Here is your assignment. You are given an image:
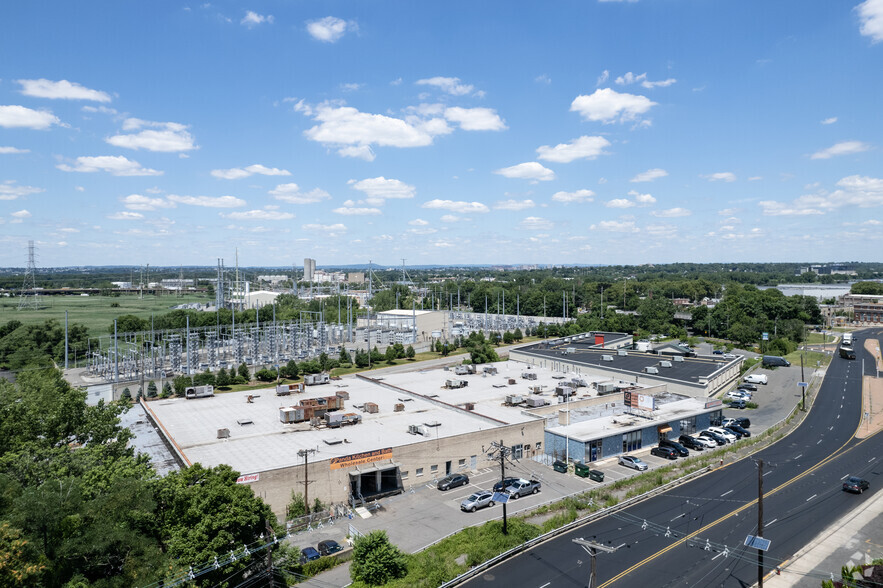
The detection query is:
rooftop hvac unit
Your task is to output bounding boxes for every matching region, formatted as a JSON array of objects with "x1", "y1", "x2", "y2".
[
  {"x1": 644, "y1": 366, "x2": 659, "y2": 374},
  {"x1": 424, "y1": 420, "x2": 441, "y2": 427},
  {"x1": 525, "y1": 396, "x2": 546, "y2": 408},
  {"x1": 508, "y1": 378, "x2": 517, "y2": 385},
  {"x1": 597, "y1": 382, "x2": 617, "y2": 393},
  {"x1": 601, "y1": 355, "x2": 614, "y2": 362},
  {"x1": 464, "y1": 402, "x2": 474, "y2": 411},
  {"x1": 659, "y1": 361, "x2": 673, "y2": 368},
  {"x1": 571, "y1": 377, "x2": 588, "y2": 387},
  {"x1": 394, "y1": 403, "x2": 405, "y2": 412},
  {"x1": 505, "y1": 394, "x2": 524, "y2": 405},
  {"x1": 217, "y1": 428, "x2": 230, "y2": 439},
  {"x1": 673, "y1": 356, "x2": 685, "y2": 362},
  {"x1": 364, "y1": 402, "x2": 379, "y2": 414},
  {"x1": 617, "y1": 349, "x2": 628, "y2": 356}
]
